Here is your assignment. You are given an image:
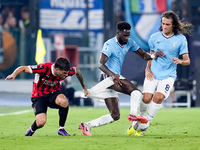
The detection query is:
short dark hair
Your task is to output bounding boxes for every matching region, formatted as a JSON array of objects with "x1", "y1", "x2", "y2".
[
  {"x1": 54, "y1": 57, "x2": 70, "y2": 71},
  {"x1": 117, "y1": 21, "x2": 131, "y2": 31}
]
